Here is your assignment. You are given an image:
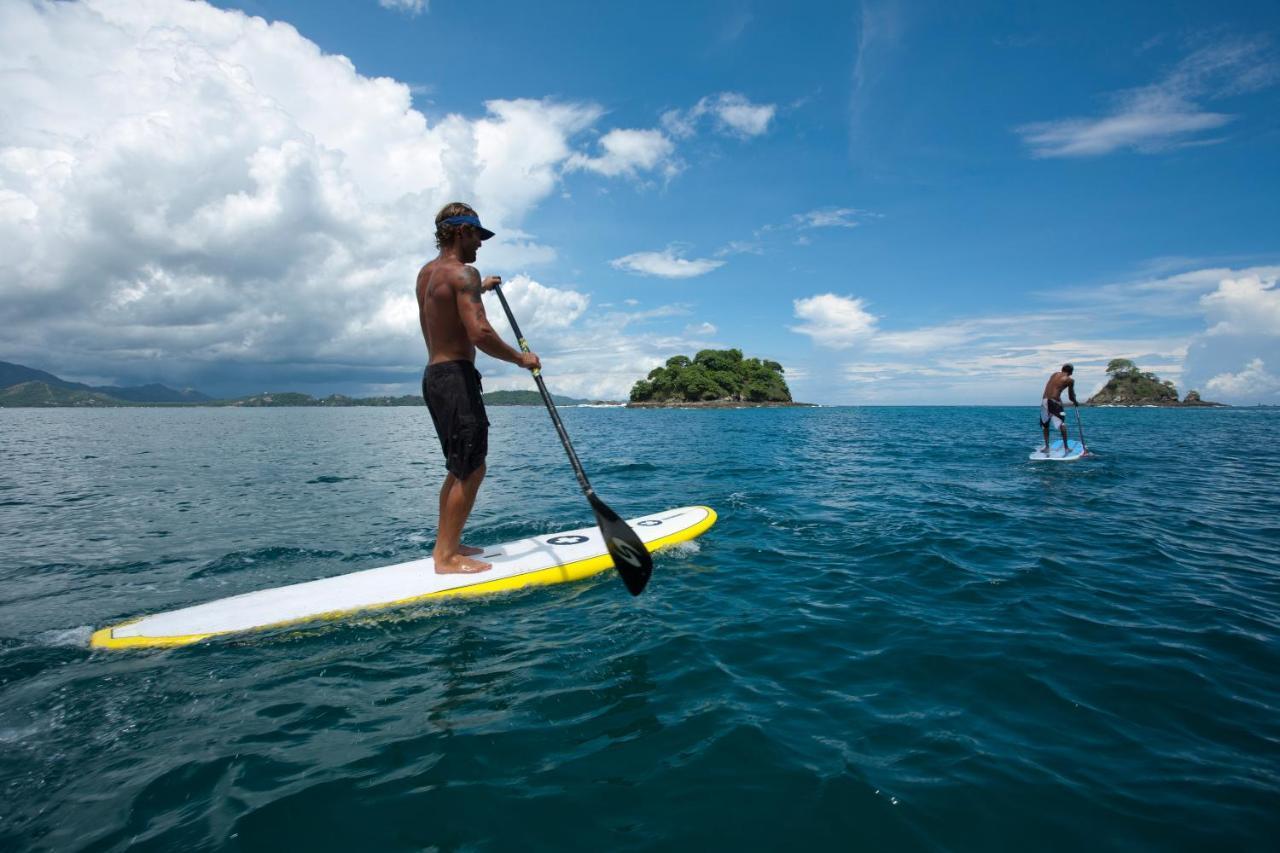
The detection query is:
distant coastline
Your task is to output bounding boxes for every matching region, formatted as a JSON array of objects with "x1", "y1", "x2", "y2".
[
  {"x1": 0, "y1": 382, "x2": 600, "y2": 409},
  {"x1": 7, "y1": 358, "x2": 1263, "y2": 410},
  {"x1": 0, "y1": 361, "x2": 603, "y2": 409}
]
